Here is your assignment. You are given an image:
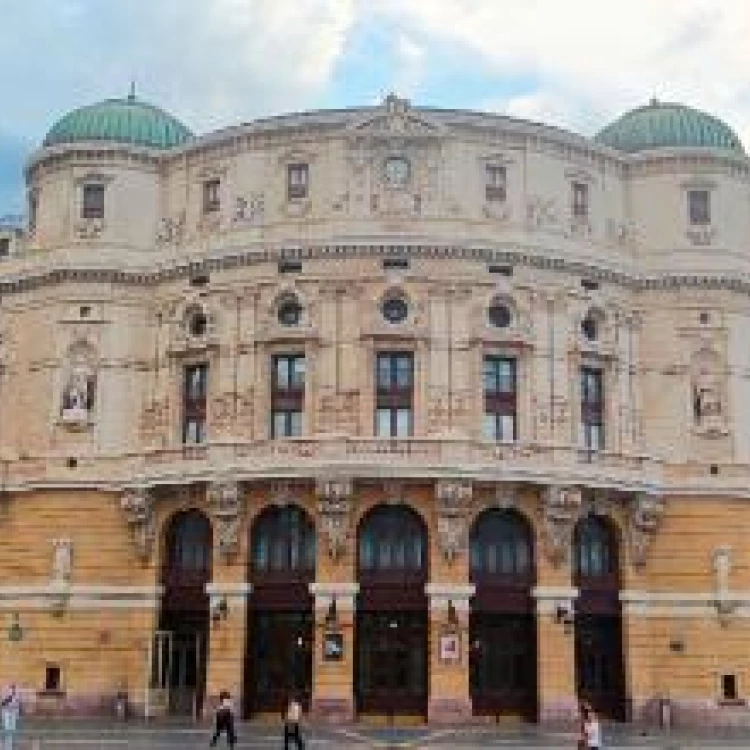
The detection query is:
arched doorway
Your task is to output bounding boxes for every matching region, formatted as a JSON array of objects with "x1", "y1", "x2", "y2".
[
  {"x1": 469, "y1": 509, "x2": 537, "y2": 721},
  {"x1": 245, "y1": 504, "x2": 315, "y2": 717},
  {"x1": 355, "y1": 504, "x2": 428, "y2": 719},
  {"x1": 155, "y1": 509, "x2": 212, "y2": 716},
  {"x1": 574, "y1": 514, "x2": 626, "y2": 720}
]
